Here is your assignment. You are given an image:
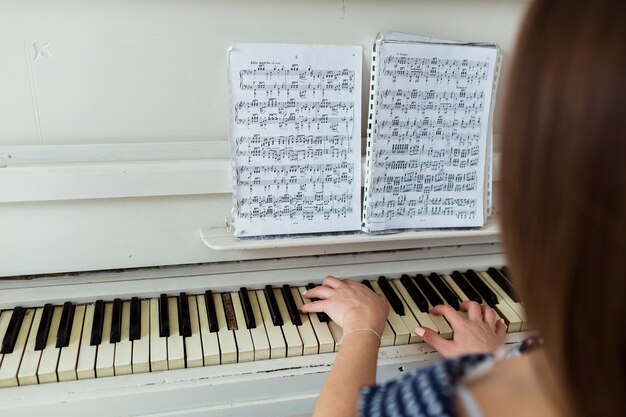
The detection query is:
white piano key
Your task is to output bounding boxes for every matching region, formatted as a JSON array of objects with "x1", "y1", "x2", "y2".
[
  {"x1": 289, "y1": 287, "x2": 318, "y2": 355},
  {"x1": 327, "y1": 320, "x2": 343, "y2": 350},
  {"x1": 247, "y1": 291, "x2": 270, "y2": 361},
  {"x1": 113, "y1": 301, "x2": 133, "y2": 376},
  {"x1": 57, "y1": 305, "x2": 85, "y2": 382},
  {"x1": 297, "y1": 287, "x2": 335, "y2": 354},
  {"x1": 370, "y1": 281, "x2": 410, "y2": 346},
  {"x1": 478, "y1": 271, "x2": 524, "y2": 332},
  {"x1": 196, "y1": 295, "x2": 220, "y2": 366},
  {"x1": 228, "y1": 292, "x2": 254, "y2": 363},
  {"x1": 0, "y1": 310, "x2": 11, "y2": 368},
  {"x1": 391, "y1": 280, "x2": 439, "y2": 342},
  {"x1": 76, "y1": 304, "x2": 97, "y2": 379},
  {"x1": 95, "y1": 303, "x2": 115, "y2": 378},
  {"x1": 214, "y1": 293, "x2": 238, "y2": 364},
  {"x1": 0, "y1": 308, "x2": 34, "y2": 387},
  {"x1": 254, "y1": 290, "x2": 286, "y2": 359},
  {"x1": 273, "y1": 289, "x2": 303, "y2": 357},
  {"x1": 149, "y1": 298, "x2": 168, "y2": 372},
  {"x1": 166, "y1": 297, "x2": 185, "y2": 370},
  {"x1": 184, "y1": 296, "x2": 204, "y2": 368},
  {"x1": 37, "y1": 305, "x2": 63, "y2": 383},
  {"x1": 17, "y1": 308, "x2": 44, "y2": 386},
  {"x1": 131, "y1": 299, "x2": 151, "y2": 374},
  {"x1": 385, "y1": 280, "x2": 422, "y2": 344}
]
